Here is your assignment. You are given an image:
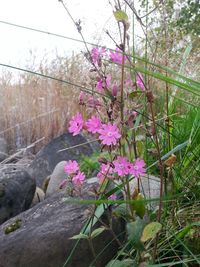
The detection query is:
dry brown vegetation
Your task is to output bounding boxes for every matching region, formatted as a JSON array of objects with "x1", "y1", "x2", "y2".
[{"x1": 0, "y1": 53, "x2": 87, "y2": 153}]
